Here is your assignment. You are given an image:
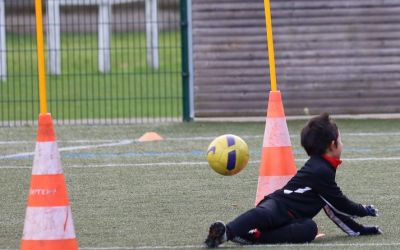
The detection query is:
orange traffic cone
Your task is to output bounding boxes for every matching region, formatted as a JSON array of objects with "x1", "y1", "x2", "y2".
[
  {"x1": 255, "y1": 91, "x2": 297, "y2": 205},
  {"x1": 137, "y1": 132, "x2": 164, "y2": 142},
  {"x1": 21, "y1": 113, "x2": 78, "y2": 250}
]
